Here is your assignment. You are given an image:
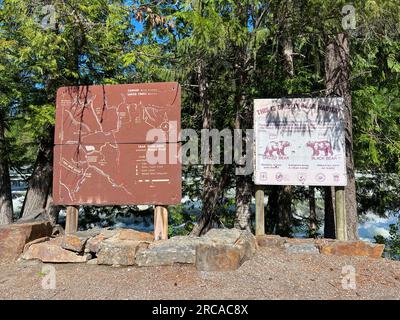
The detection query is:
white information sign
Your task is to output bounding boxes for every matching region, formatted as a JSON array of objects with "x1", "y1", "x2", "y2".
[{"x1": 254, "y1": 98, "x2": 347, "y2": 186}]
